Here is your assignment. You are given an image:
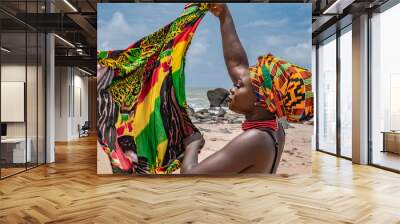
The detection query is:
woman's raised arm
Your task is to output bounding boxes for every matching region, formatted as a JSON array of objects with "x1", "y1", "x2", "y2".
[{"x1": 209, "y1": 3, "x2": 249, "y2": 84}]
